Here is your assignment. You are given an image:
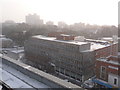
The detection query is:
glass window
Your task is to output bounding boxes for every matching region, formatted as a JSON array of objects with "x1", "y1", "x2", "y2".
[
  {"x1": 114, "y1": 78, "x2": 117, "y2": 85},
  {"x1": 100, "y1": 66, "x2": 106, "y2": 79}
]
